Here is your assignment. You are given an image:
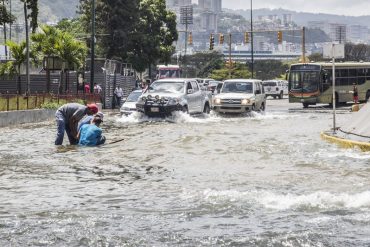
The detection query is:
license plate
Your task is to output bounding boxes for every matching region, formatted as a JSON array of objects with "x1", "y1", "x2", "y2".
[{"x1": 151, "y1": 107, "x2": 159, "y2": 112}]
